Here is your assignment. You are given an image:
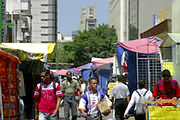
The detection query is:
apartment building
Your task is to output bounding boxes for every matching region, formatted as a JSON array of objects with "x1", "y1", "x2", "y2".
[
  {"x1": 31, "y1": 0, "x2": 57, "y2": 43},
  {"x1": 80, "y1": 6, "x2": 97, "y2": 31}
]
